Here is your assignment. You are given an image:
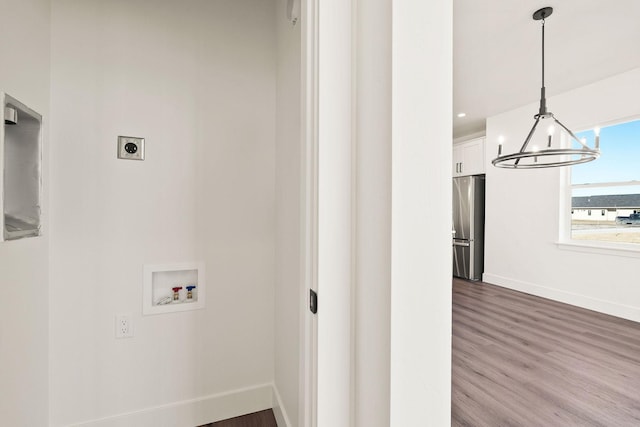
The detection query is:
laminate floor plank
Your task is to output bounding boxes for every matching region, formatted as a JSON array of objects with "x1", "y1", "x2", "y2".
[
  {"x1": 544, "y1": 349, "x2": 640, "y2": 408},
  {"x1": 452, "y1": 278, "x2": 640, "y2": 427},
  {"x1": 457, "y1": 295, "x2": 640, "y2": 374},
  {"x1": 454, "y1": 338, "x2": 599, "y2": 426}
]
